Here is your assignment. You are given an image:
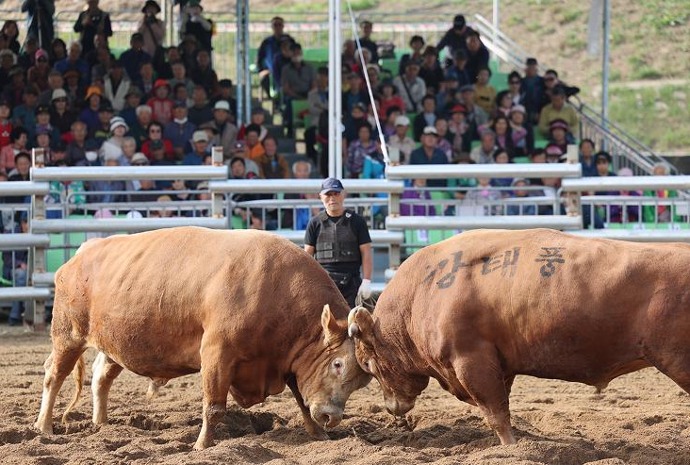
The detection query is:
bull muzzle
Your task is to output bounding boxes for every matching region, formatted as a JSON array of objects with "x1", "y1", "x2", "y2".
[
  {"x1": 310, "y1": 404, "x2": 344, "y2": 429},
  {"x1": 385, "y1": 396, "x2": 414, "y2": 417}
]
